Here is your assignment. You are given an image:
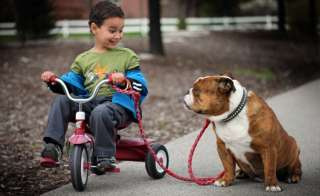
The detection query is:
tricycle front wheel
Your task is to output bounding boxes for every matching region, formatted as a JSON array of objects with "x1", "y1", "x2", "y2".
[
  {"x1": 69, "y1": 144, "x2": 89, "y2": 191},
  {"x1": 145, "y1": 143, "x2": 169, "y2": 179}
]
